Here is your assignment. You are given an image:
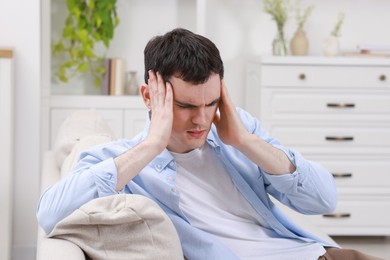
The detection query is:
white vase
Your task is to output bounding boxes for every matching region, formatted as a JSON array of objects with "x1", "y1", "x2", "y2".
[
  {"x1": 125, "y1": 70, "x2": 139, "y2": 95},
  {"x1": 322, "y1": 35, "x2": 339, "y2": 56}
]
